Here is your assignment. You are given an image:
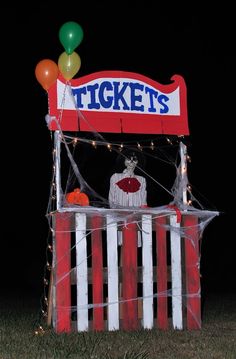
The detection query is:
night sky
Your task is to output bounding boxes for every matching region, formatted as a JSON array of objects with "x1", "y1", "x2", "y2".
[{"x1": 1, "y1": 4, "x2": 235, "y2": 297}]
